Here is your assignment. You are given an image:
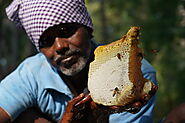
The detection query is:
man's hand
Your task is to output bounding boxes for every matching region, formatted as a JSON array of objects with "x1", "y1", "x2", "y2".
[
  {"x1": 59, "y1": 93, "x2": 92, "y2": 123},
  {"x1": 59, "y1": 84, "x2": 157, "y2": 123},
  {"x1": 0, "y1": 108, "x2": 11, "y2": 123}
]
